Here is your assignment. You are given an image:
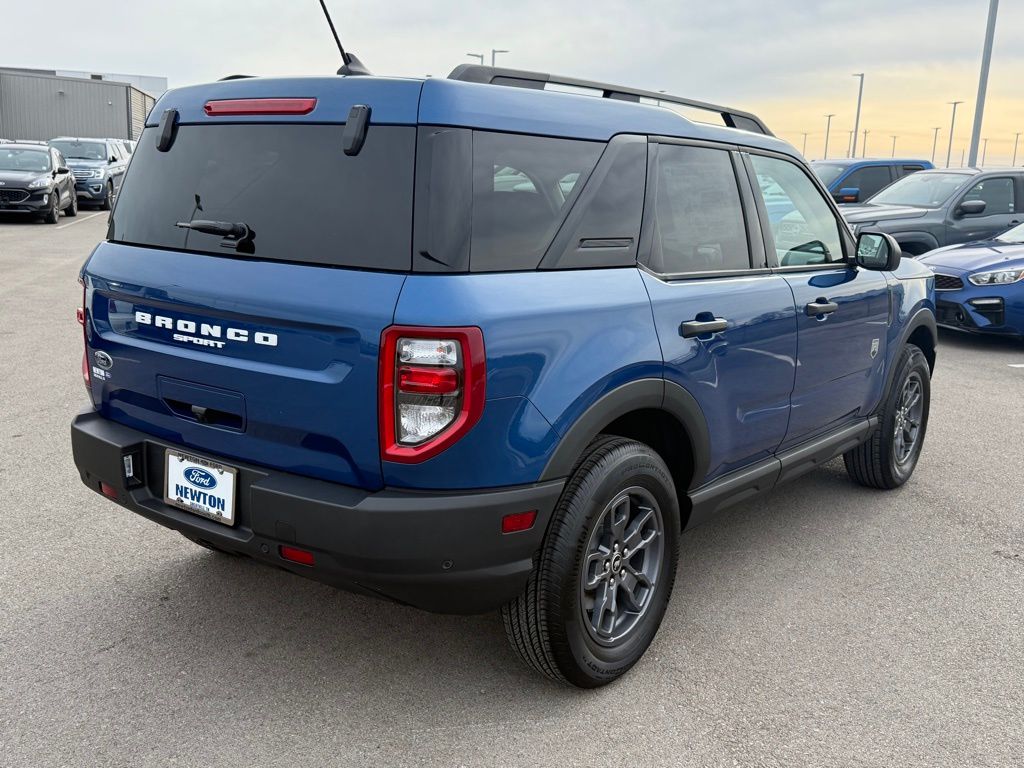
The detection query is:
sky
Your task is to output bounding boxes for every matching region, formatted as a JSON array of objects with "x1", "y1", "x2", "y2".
[{"x1": 3, "y1": 0, "x2": 1023, "y2": 165}]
